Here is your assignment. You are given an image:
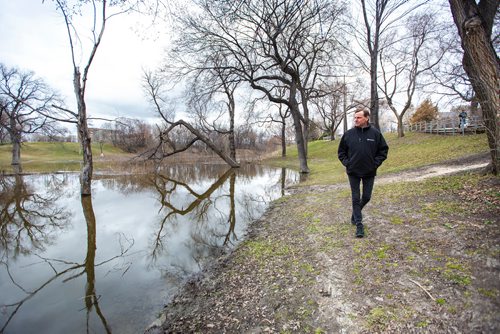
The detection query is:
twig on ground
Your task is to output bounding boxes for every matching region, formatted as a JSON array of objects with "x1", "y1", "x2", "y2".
[{"x1": 409, "y1": 278, "x2": 436, "y2": 301}]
